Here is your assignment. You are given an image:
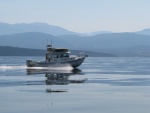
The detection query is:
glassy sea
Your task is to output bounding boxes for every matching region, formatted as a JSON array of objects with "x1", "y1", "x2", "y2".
[{"x1": 0, "y1": 56, "x2": 150, "y2": 113}]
